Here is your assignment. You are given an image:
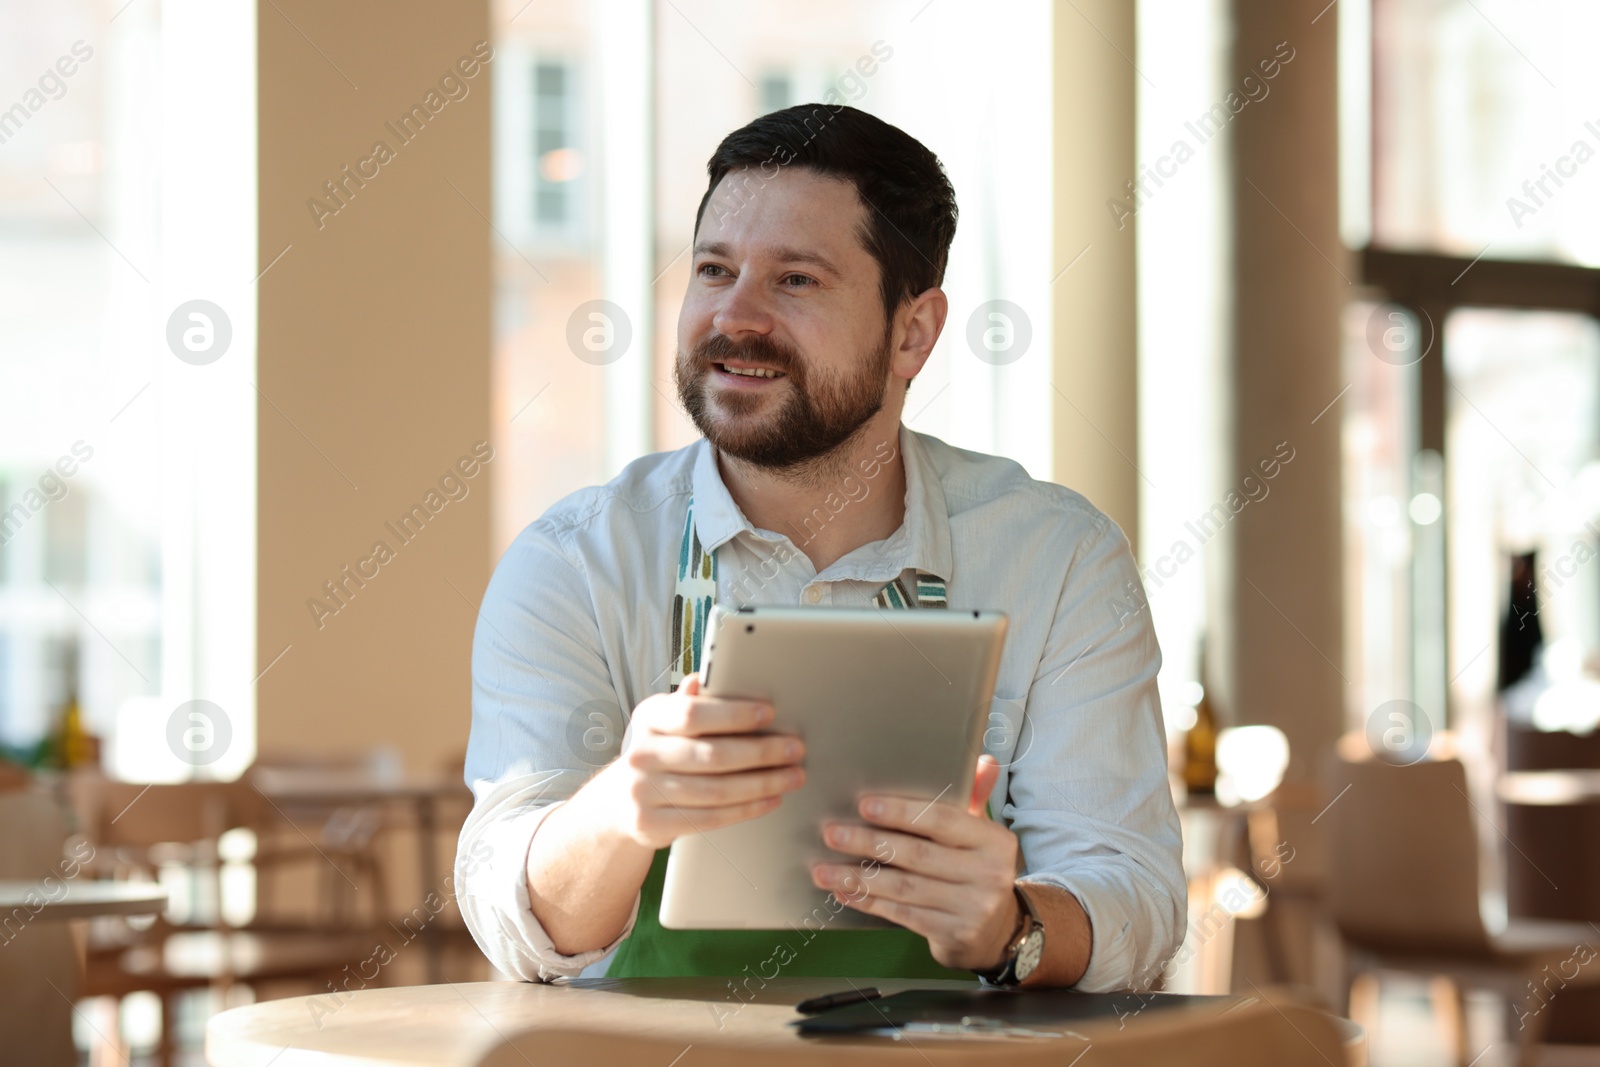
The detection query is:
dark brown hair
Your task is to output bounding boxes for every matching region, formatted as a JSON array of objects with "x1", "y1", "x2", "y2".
[{"x1": 694, "y1": 104, "x2": 959, "y2": 322}]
